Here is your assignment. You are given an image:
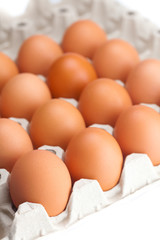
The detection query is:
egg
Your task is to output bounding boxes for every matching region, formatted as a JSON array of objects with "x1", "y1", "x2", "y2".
[
  {"x1": 29, "y1": 98, "x2": 86, "y2": 150},
  {"x1": 126, "y1": 59, "x2": 160, "y2": 104},
  {"x1": 61, "y1": 19, "x2": 107, "y2": 59},
  {"x1": 9, "y1": 149, "x2": 72, "y2": 217},
  {"x1": 17, "y1": 34, "x2": 63, "y2": 76},
  {"x1": 64, "y1": 127, "x2": 123, "y2": 191},
  {"x1": 114, "y1": 104, "x2": 160, "y2": 166},
  {"x1": 47, "y1": 53, "x2": 97, "y2": 100},
  {"x1": 0, "y1": 52, "x2": 19, "y2": 92},
  {"x1": 78, "y1": 78, "x2": 132, "y2": 126},
  {"x1": 0, "y1": 73, "x2": 52, "y2": 121},
  {"x1": 67, "y1": 127, "x2": 124, "y2": 190},
  {"x1": 93, "y1": 38, "x2": 140, "y2": 82},
  {"x1": 0, "y1": 118, "x2": 33, "y2": 172}
]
